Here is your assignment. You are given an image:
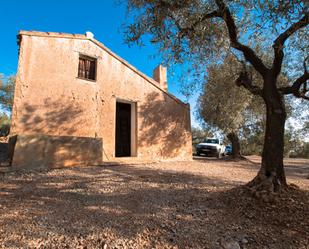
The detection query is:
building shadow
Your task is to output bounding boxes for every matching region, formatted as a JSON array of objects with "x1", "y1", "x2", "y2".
[
  {"x1": 9, "y1": 98, "x2": 102, "y2": 168},
  {"x1": 16, "y1": 97, "x2": 85, "y2": 135},
  {"x1": 0, "y1": 142, "x2": 9, "y2": 164},
  {"x1": 138, "y1": 92, "x2": 191, "y2": 158}
]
